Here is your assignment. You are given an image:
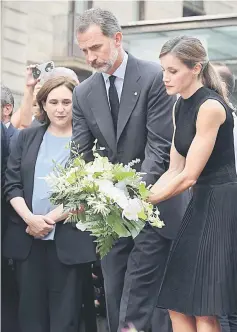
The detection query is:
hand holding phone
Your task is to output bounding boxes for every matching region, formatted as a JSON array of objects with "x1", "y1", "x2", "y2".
[
  {"x1": 25, "y1": 65, "x2": 41, "y2": 87},
  {"x1": 29, "y1": 61, "x2": 55, "y2": 82}
]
